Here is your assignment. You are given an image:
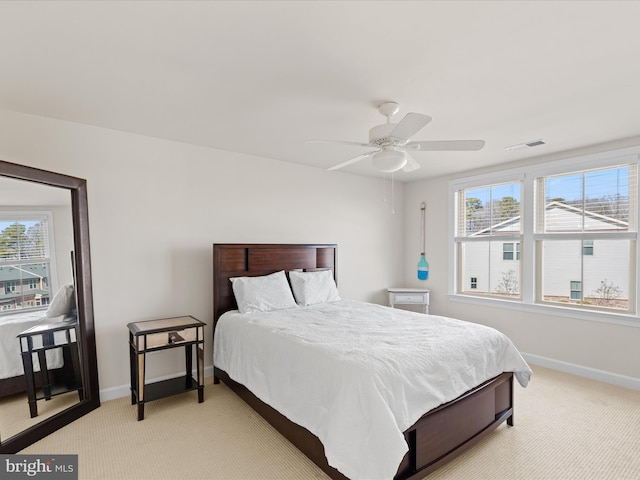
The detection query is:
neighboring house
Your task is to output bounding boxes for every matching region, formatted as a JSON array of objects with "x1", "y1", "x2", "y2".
[
  {"x1": 0, "y1": 264, "x2": 49, "y2": 311},
  {"x1": 464, "y1": 201, "x2": 629, "y2": 306}
]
